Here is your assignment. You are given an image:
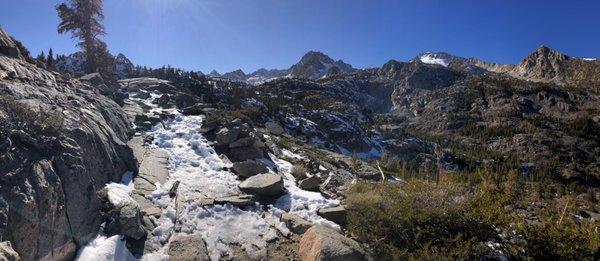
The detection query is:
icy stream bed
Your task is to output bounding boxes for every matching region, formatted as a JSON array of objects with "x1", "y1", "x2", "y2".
[{"x1": 77, "y1": 91, "x2": 339, "y2": 261}]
